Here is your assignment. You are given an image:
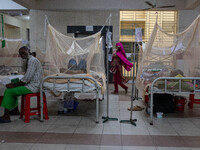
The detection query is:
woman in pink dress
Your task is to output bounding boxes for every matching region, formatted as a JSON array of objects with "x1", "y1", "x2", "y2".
[{"x1": 110, "y1": 42, "x2": 133, "y2": 94}]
